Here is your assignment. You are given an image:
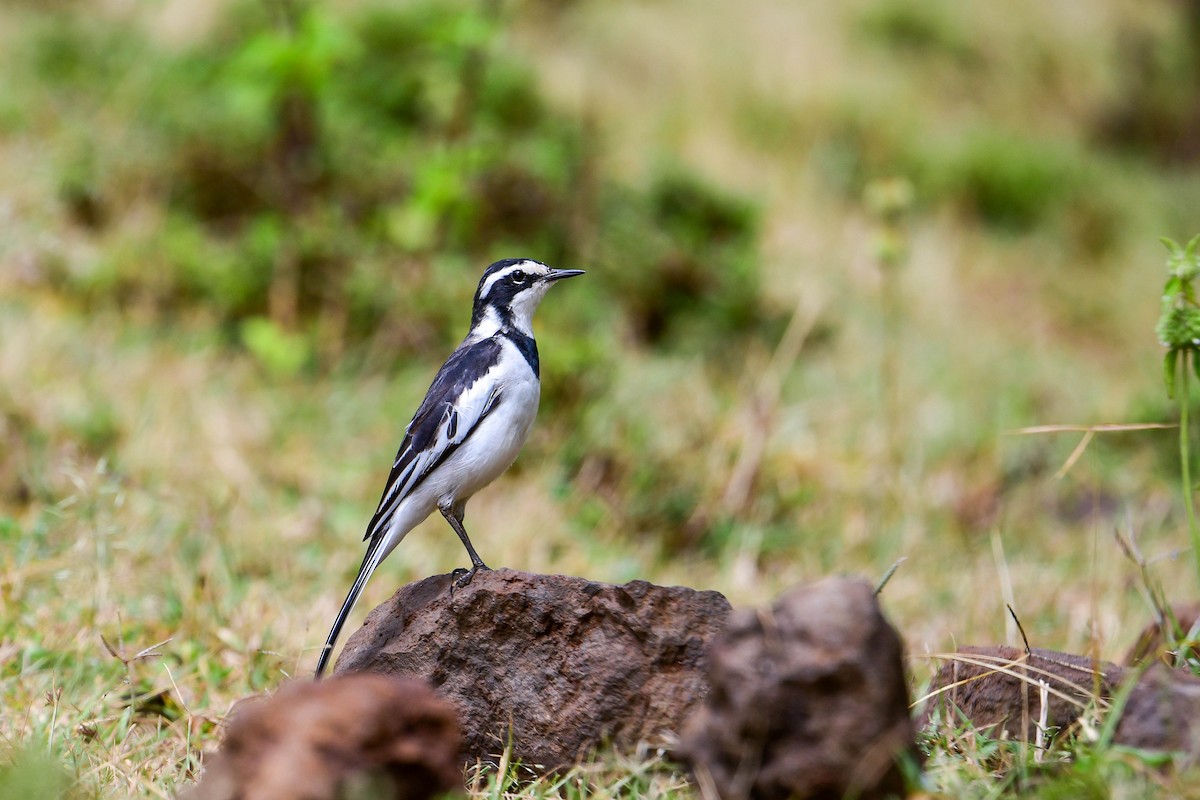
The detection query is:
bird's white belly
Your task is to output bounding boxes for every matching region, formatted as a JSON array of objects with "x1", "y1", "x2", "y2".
[{"x1": 432, "y1": 374, "x2": 540, "y2": 502}]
